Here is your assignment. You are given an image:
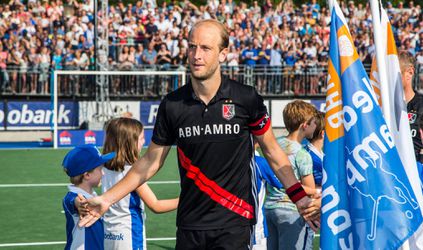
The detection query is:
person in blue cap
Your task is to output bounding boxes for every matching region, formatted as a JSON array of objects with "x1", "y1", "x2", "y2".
[{"x1": 62, "y1": 145, "x2": 115, "y2": 250}]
